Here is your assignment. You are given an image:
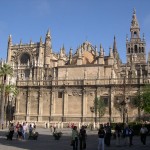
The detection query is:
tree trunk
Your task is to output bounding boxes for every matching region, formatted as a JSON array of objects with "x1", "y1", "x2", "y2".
[{"x1": 0, "y1": 80, "x2": 5, "y2": 128}]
